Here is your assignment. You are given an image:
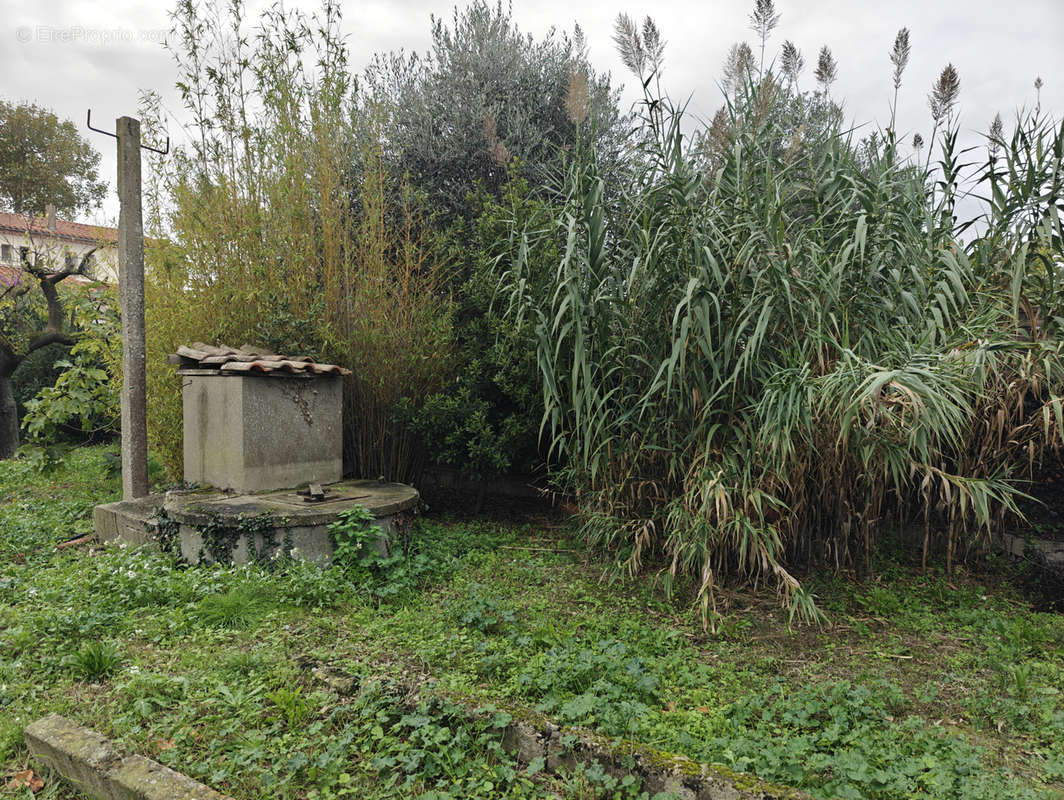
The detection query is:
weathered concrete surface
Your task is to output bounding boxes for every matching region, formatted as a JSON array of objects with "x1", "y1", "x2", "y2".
[
  {"x1": 117, "y1": 115, "x2": 149, "y2": 501},
  {"x1": 165, "y1": 480, "x2": 418, "y2": 526},
  {"x1": 25, "y1": 714, "x2": 230, "y2": 799},
  {"x1": 181, "y1": 373, "x2": 342, "y2": 493},
  {"x1": 164, "y1": 480, "x2": 418, "y2": 565},
  {"x1": 23, "y1": 715, "x2": 119, "y2": 799},
  {"x1": 998, "y1": 531, "x2": 1064, "y2": 568},
  {"x1": 93, "y1": 481, "x2": 419, "y2": 566},
  {"x1": 93, "y1": 496, "x2": 161, "y2": 546}
]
